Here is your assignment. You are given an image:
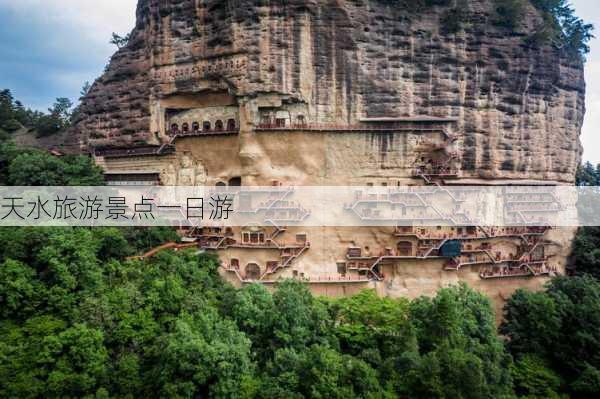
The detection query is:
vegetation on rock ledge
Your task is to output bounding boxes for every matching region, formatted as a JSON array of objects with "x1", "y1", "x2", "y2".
[
  {"x1": 379, "y1": 0, "x2": 593, "y2": 58},
  {"x1": 513, "y1": 0, "x2": 593, "y2": 56}
]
